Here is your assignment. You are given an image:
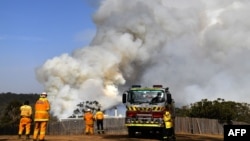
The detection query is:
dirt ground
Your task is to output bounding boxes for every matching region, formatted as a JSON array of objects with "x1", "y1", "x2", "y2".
[{"x1": 0, "y1": 133, "x2": 223, "y2": 141}]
